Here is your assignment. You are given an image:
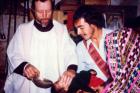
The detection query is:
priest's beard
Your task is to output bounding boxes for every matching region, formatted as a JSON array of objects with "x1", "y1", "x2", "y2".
[{"x1": 34, "y1": 19, "x2": 54, "y2": 32}]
